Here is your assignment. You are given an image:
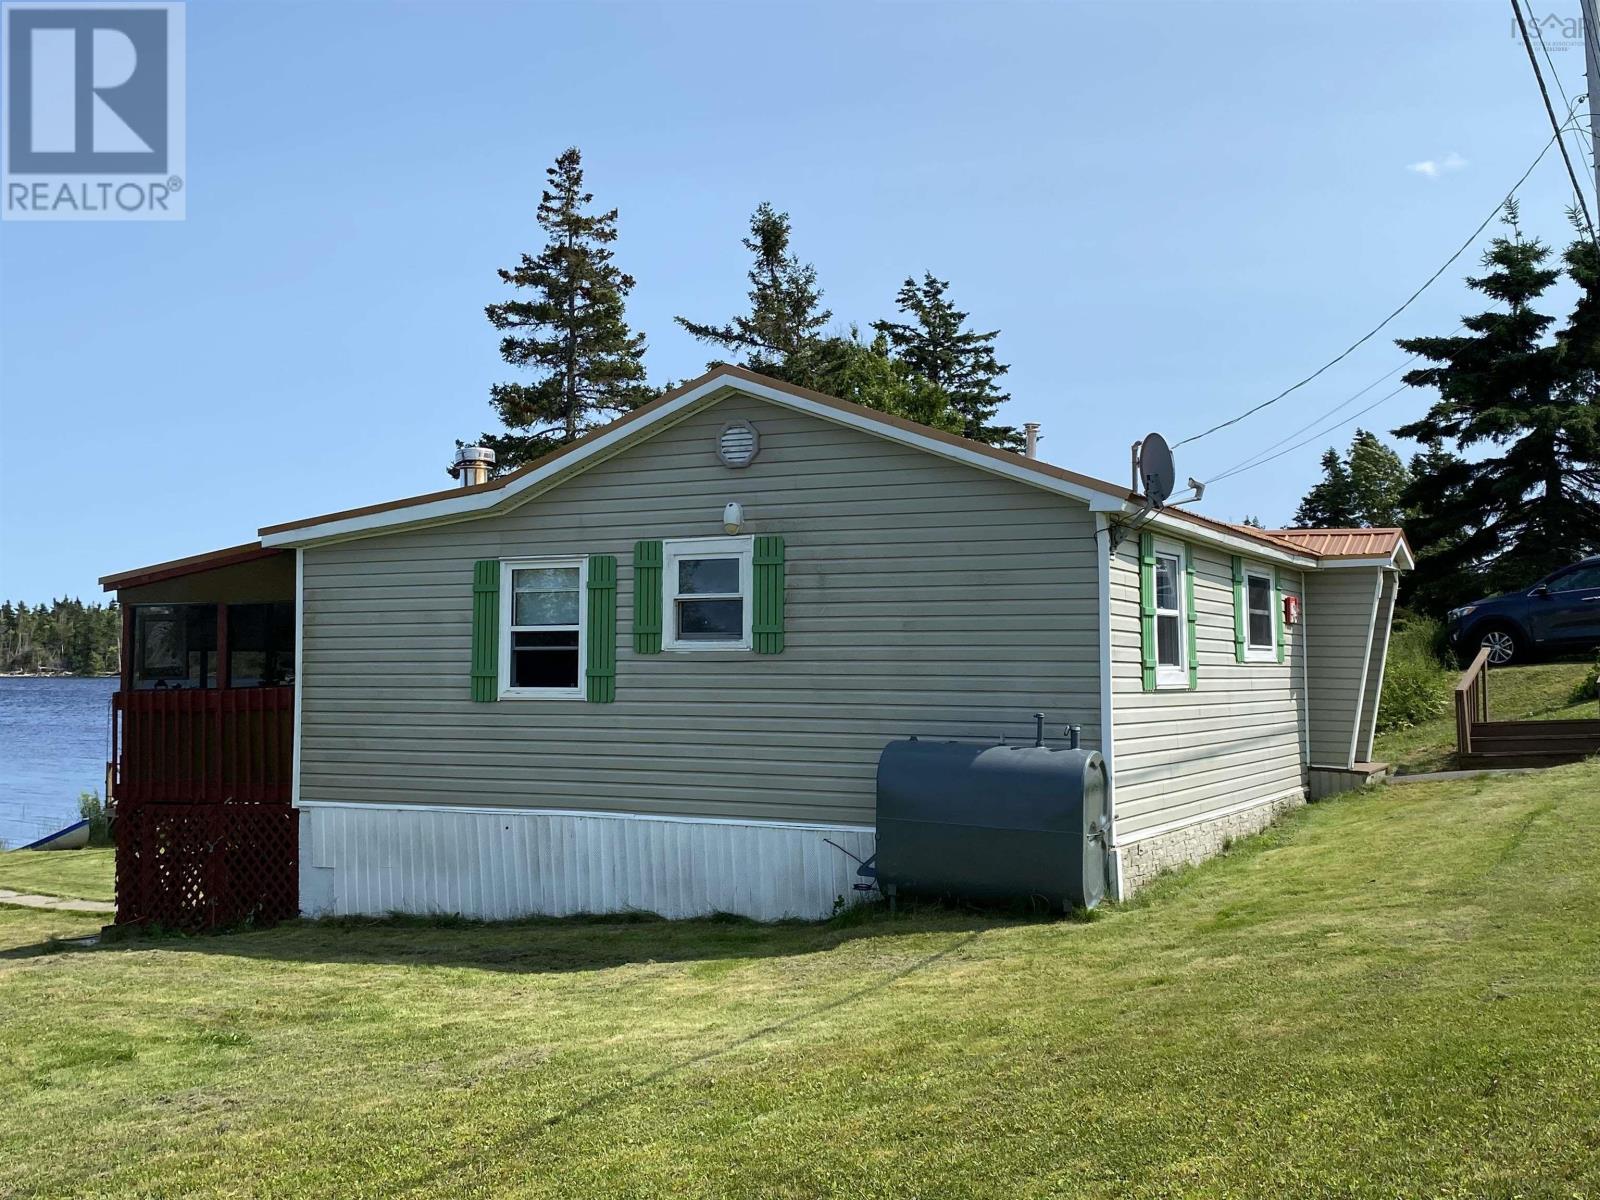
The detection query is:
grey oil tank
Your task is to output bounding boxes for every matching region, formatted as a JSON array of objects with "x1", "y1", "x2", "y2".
[{"x1": 875, "y1": 730, "x2": 1110, "y2": 910}]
